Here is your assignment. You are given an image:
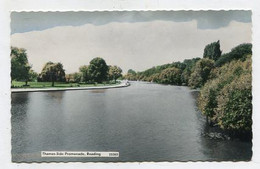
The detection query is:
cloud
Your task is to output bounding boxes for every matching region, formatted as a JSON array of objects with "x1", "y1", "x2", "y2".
[
  {"x1": 11, "y1": 20, "x2": 251, "y2": 74},
  {"x1": 11, "y1": 11, "x2": 251, "y2": 34}
]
